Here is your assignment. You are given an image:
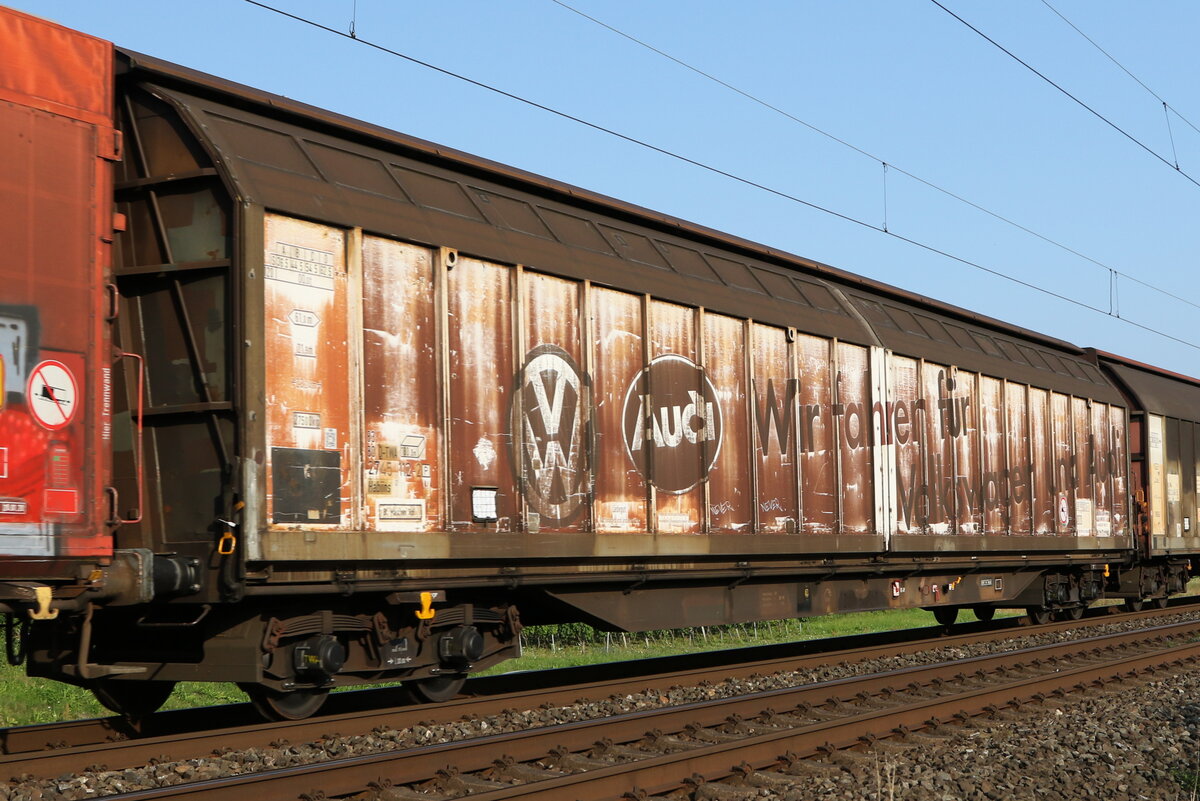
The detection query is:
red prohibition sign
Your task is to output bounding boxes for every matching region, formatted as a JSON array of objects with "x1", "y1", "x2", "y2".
[{"x1": 26, "y1": 360, "x2": 79, "y2": 431}]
